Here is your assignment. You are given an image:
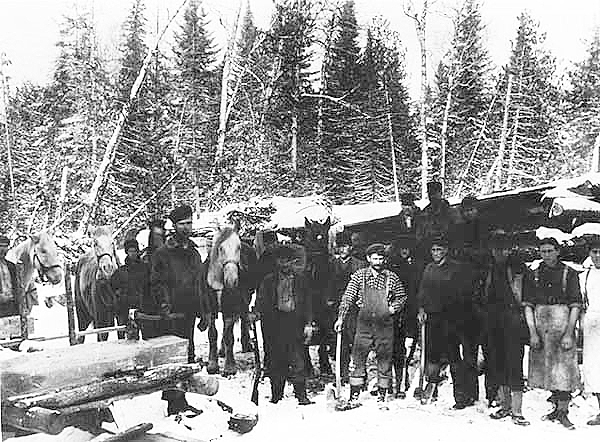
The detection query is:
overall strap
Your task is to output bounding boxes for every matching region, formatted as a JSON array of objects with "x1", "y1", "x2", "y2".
[{"x1": 582, "y1": 268, "x2": 591, "y2": 310}]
